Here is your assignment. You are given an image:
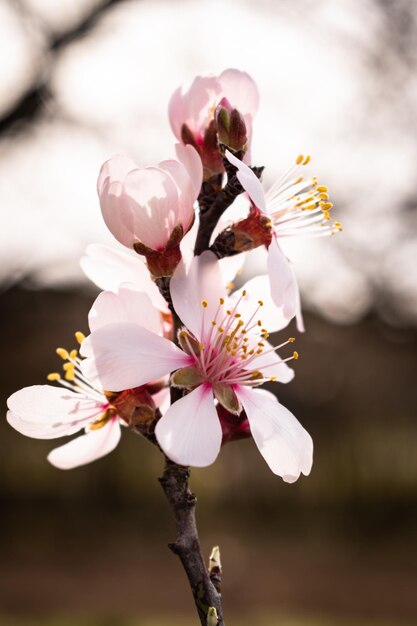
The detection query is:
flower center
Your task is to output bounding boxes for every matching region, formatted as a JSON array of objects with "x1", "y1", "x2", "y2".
[
  {"x1": 267, "y1": 154, "x2": 342, "y2": 237},
  {"x1": 179, "y1": 294, "x2": 297, "y2": 388}
]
